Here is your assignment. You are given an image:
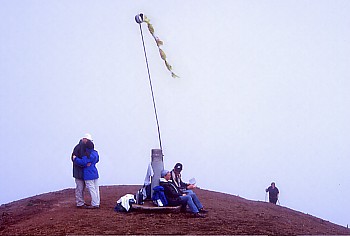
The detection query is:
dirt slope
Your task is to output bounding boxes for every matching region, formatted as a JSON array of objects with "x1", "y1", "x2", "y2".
[{"x1": 1, "y1": 185, "x2": 349, "y2": 235}]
